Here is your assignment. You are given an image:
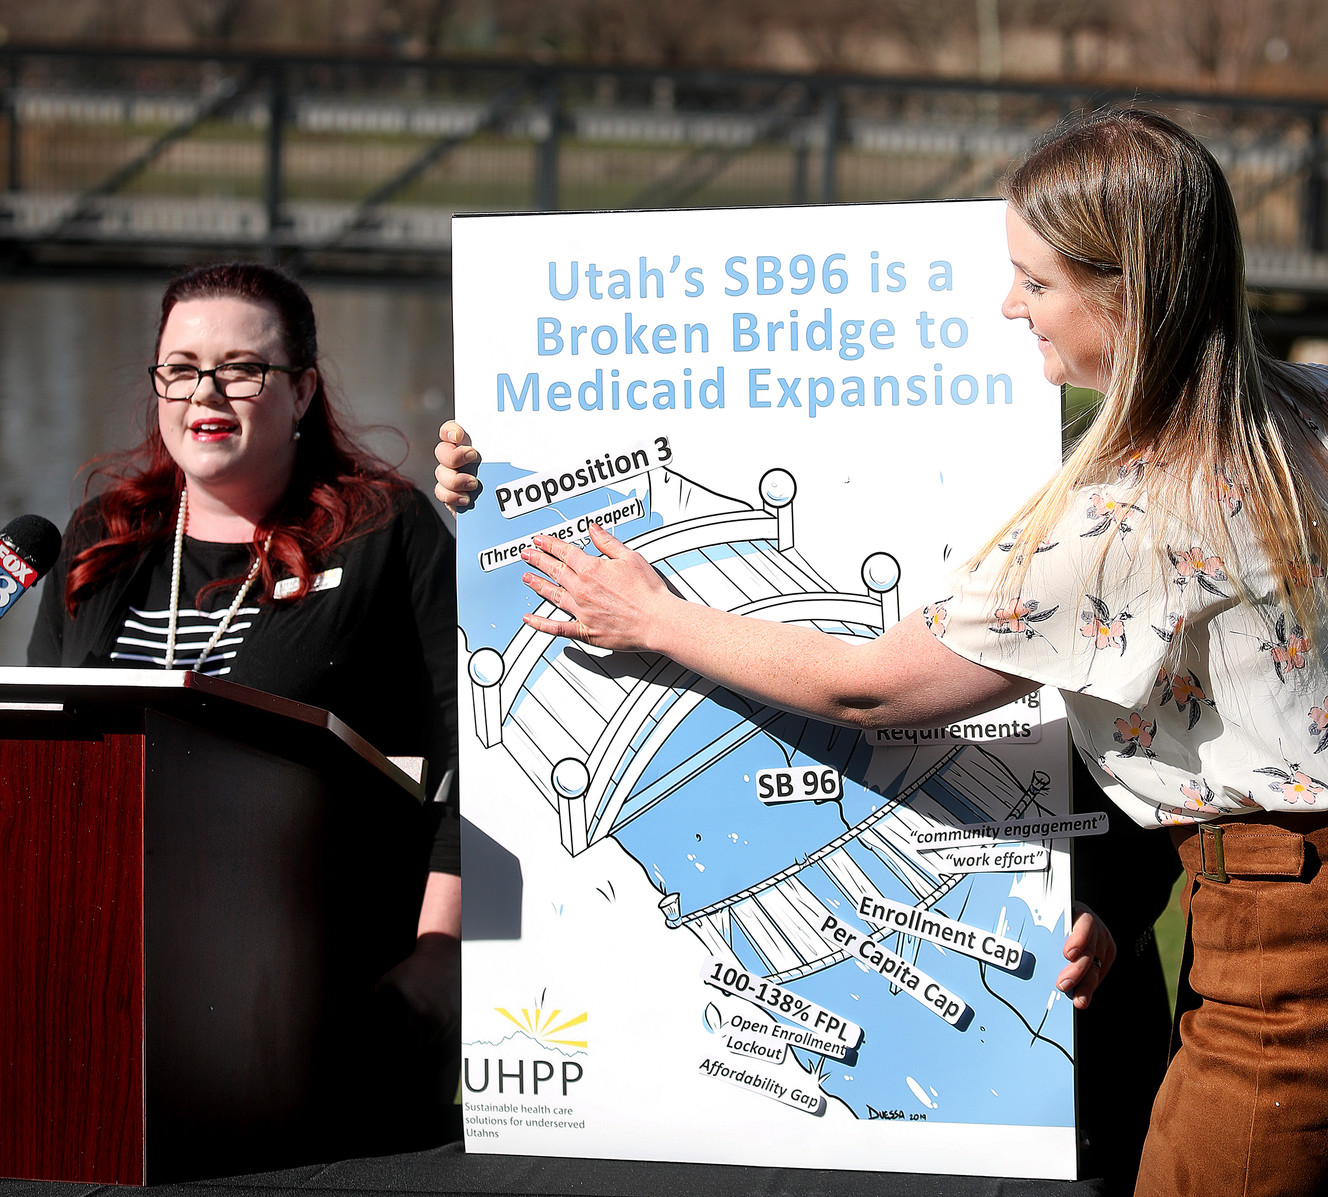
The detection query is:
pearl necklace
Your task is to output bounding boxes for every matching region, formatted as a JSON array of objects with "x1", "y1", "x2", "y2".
[{"x1": 164, "y1": 489, "x2": 267, "y2": 671}]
